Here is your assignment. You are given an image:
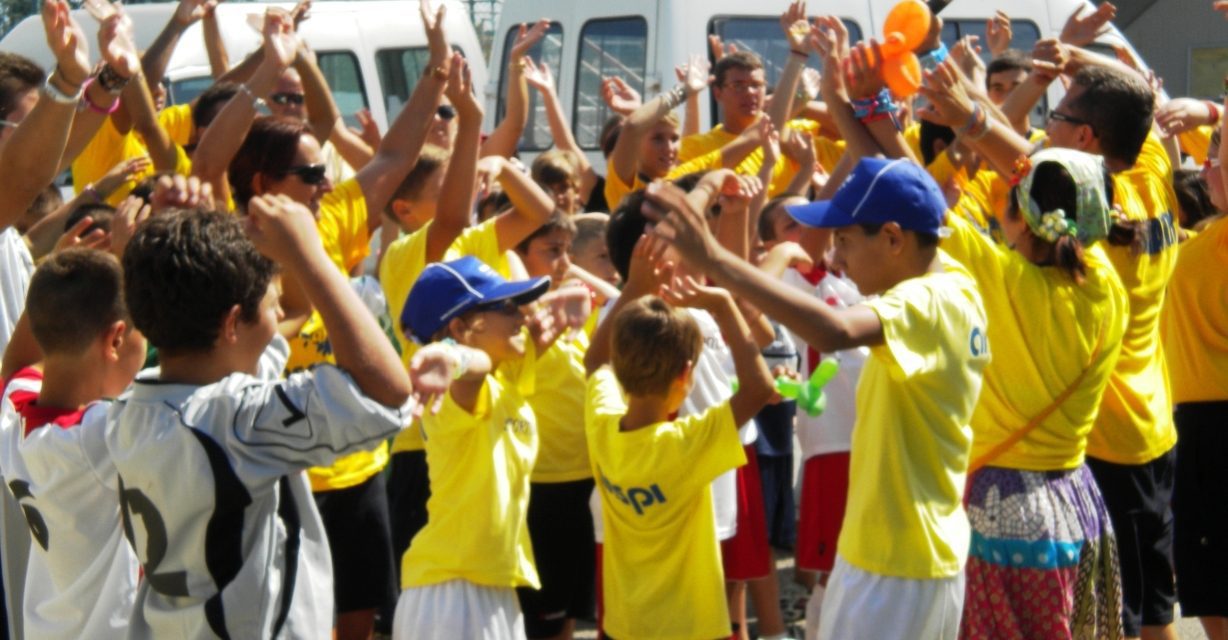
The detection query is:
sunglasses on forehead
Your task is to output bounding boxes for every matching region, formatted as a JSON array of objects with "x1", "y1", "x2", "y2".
[
  {"x1": 270, "y1": 92, "x2": 306, "y2": 106},
  {"x1": 436, "y1": 104, "x2": 456, "y2": 120},
  {"x1": 278, "y1": 163, "x2": 328, "y2": 185}
]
